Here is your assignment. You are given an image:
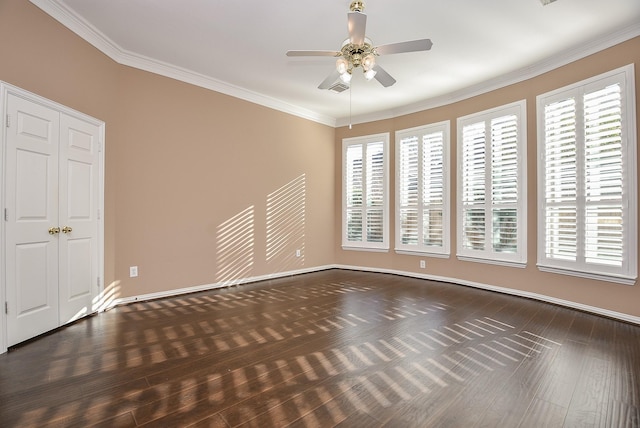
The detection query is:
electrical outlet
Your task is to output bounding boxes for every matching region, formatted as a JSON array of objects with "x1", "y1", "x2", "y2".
[
  {"x1": 420, "y1": 260, "x2": 426, "y2": 269},
  {"x1": 296, "y1": 249, "x2": 301, "y2": 257},
  {"x1": 130, "y1": 266, "x2": 138, "y2": 277}
]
